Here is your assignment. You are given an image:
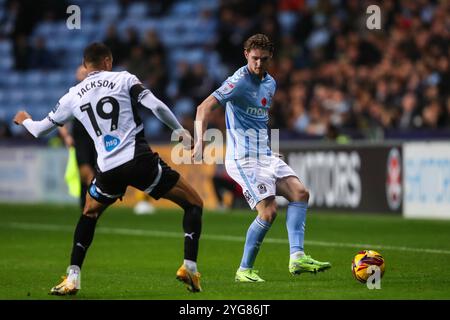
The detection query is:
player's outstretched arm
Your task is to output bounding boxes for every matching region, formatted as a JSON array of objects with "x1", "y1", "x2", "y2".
[
  {"x1": 13, "y1": 110, "x2": 57, "y2": 138},
  {"x1": 193, "y1": 95, "x2": 219, "y2": 159},
  {"x1": 140, "y1": 92, "x2": 183, "y2": 131},
  {"x1": 139, "y1": 92, "x2": 192, "y2": 147}
]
